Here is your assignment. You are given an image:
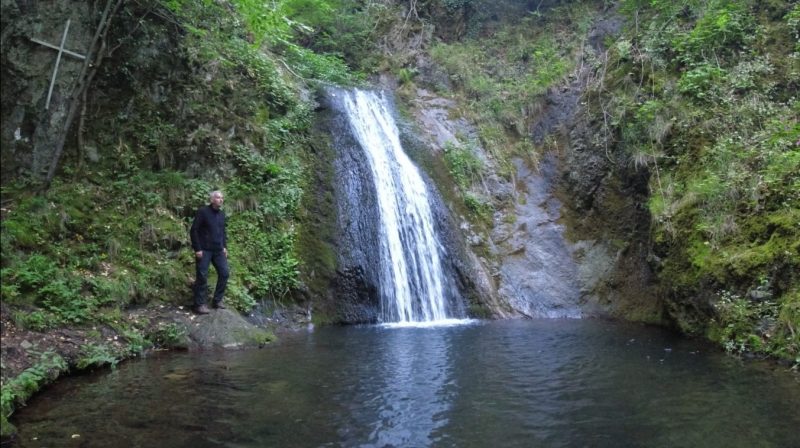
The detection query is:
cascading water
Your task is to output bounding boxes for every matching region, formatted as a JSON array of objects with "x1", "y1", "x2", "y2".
[{"x1": 335, "y1": 89, "x2": 462, "y2": 323}]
